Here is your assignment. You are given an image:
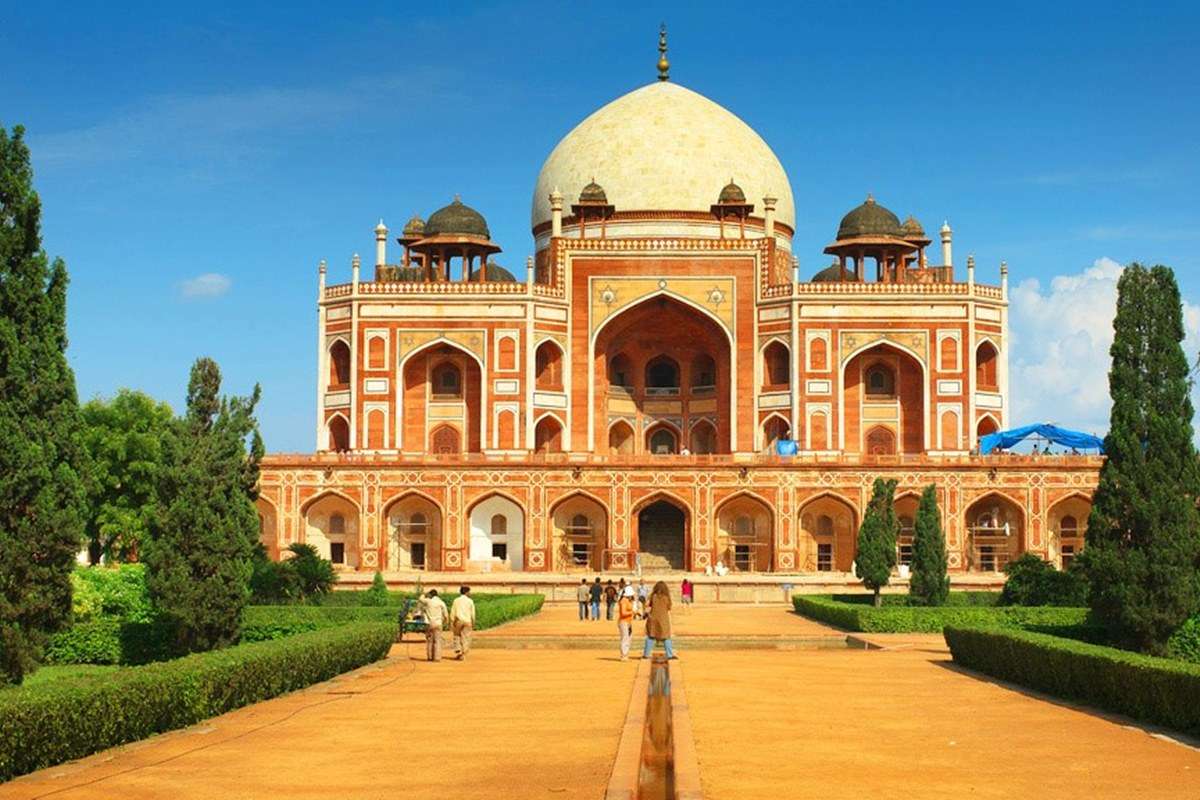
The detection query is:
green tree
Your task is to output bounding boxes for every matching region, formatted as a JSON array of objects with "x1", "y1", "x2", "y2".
[
  {"x1": 80, "y1": 390, "x2": 174, "y2": 564},
  {"x1": 286, "y1": 543, "x2": 337, "y2": 600},
  {"x1": 856, "y1": 478, "x2": 899, "y2": 607},
  {"x1": 143, "y1": 358, "x2": 262, "y2": 652},
  {"x1": 908, "y1": 484, "x2": 950, "y2": 606},
  {"x1": 1079, "y1": 264, "x2": 1200, "y2": 653},
  {"x1": 0, "y1": 126, "x2": 88, "y2": 684}
]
